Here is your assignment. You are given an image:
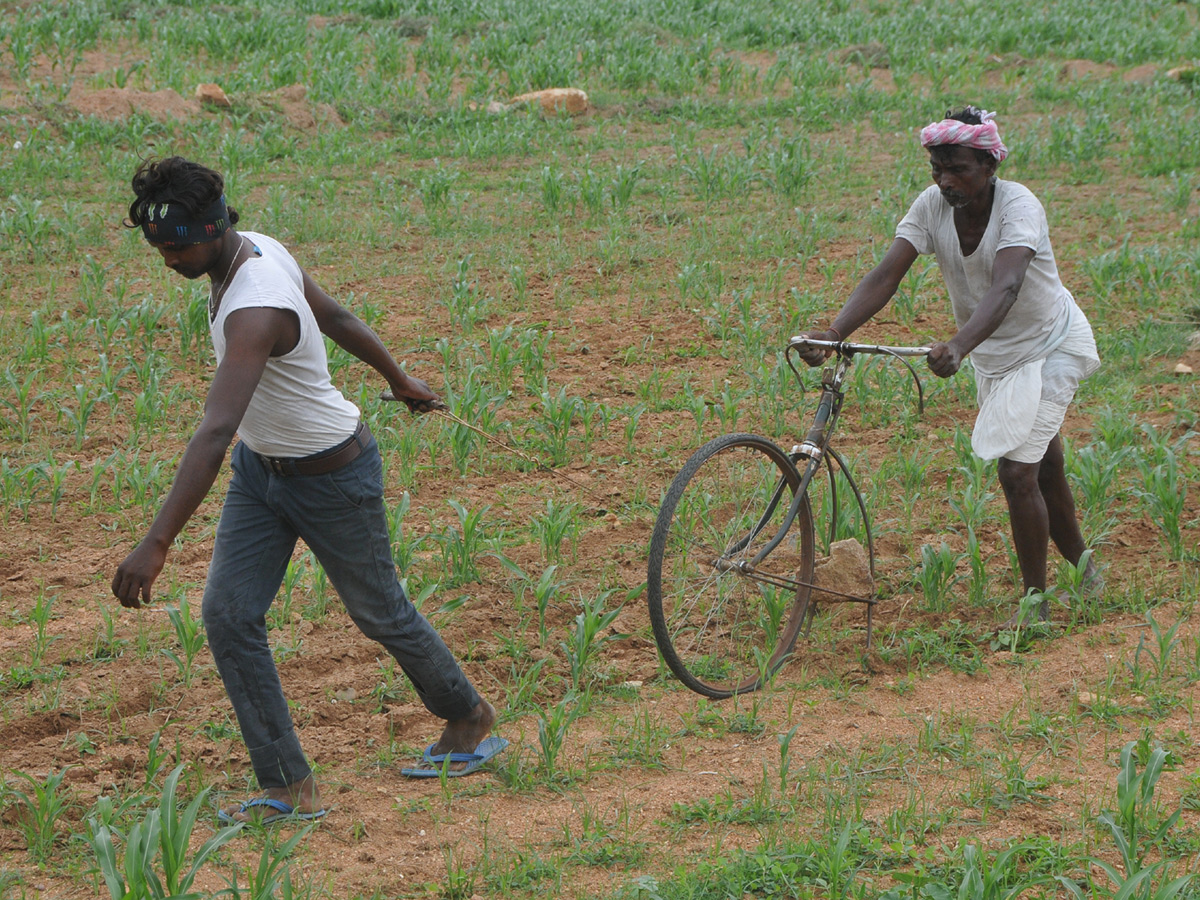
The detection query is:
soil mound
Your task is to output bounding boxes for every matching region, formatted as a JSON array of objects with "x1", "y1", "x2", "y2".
[{"x1": 66, "y1": 86, "x2": 200, "y2": 121}]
